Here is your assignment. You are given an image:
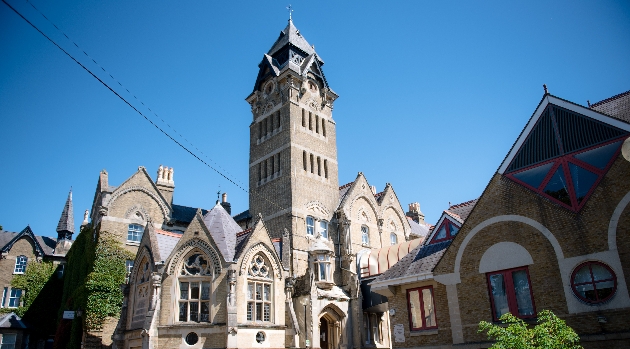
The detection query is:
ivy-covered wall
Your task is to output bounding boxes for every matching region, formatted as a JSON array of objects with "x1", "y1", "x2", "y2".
[{"x1": 54, "y1": 225, "x2": 133, "y2": 349}]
